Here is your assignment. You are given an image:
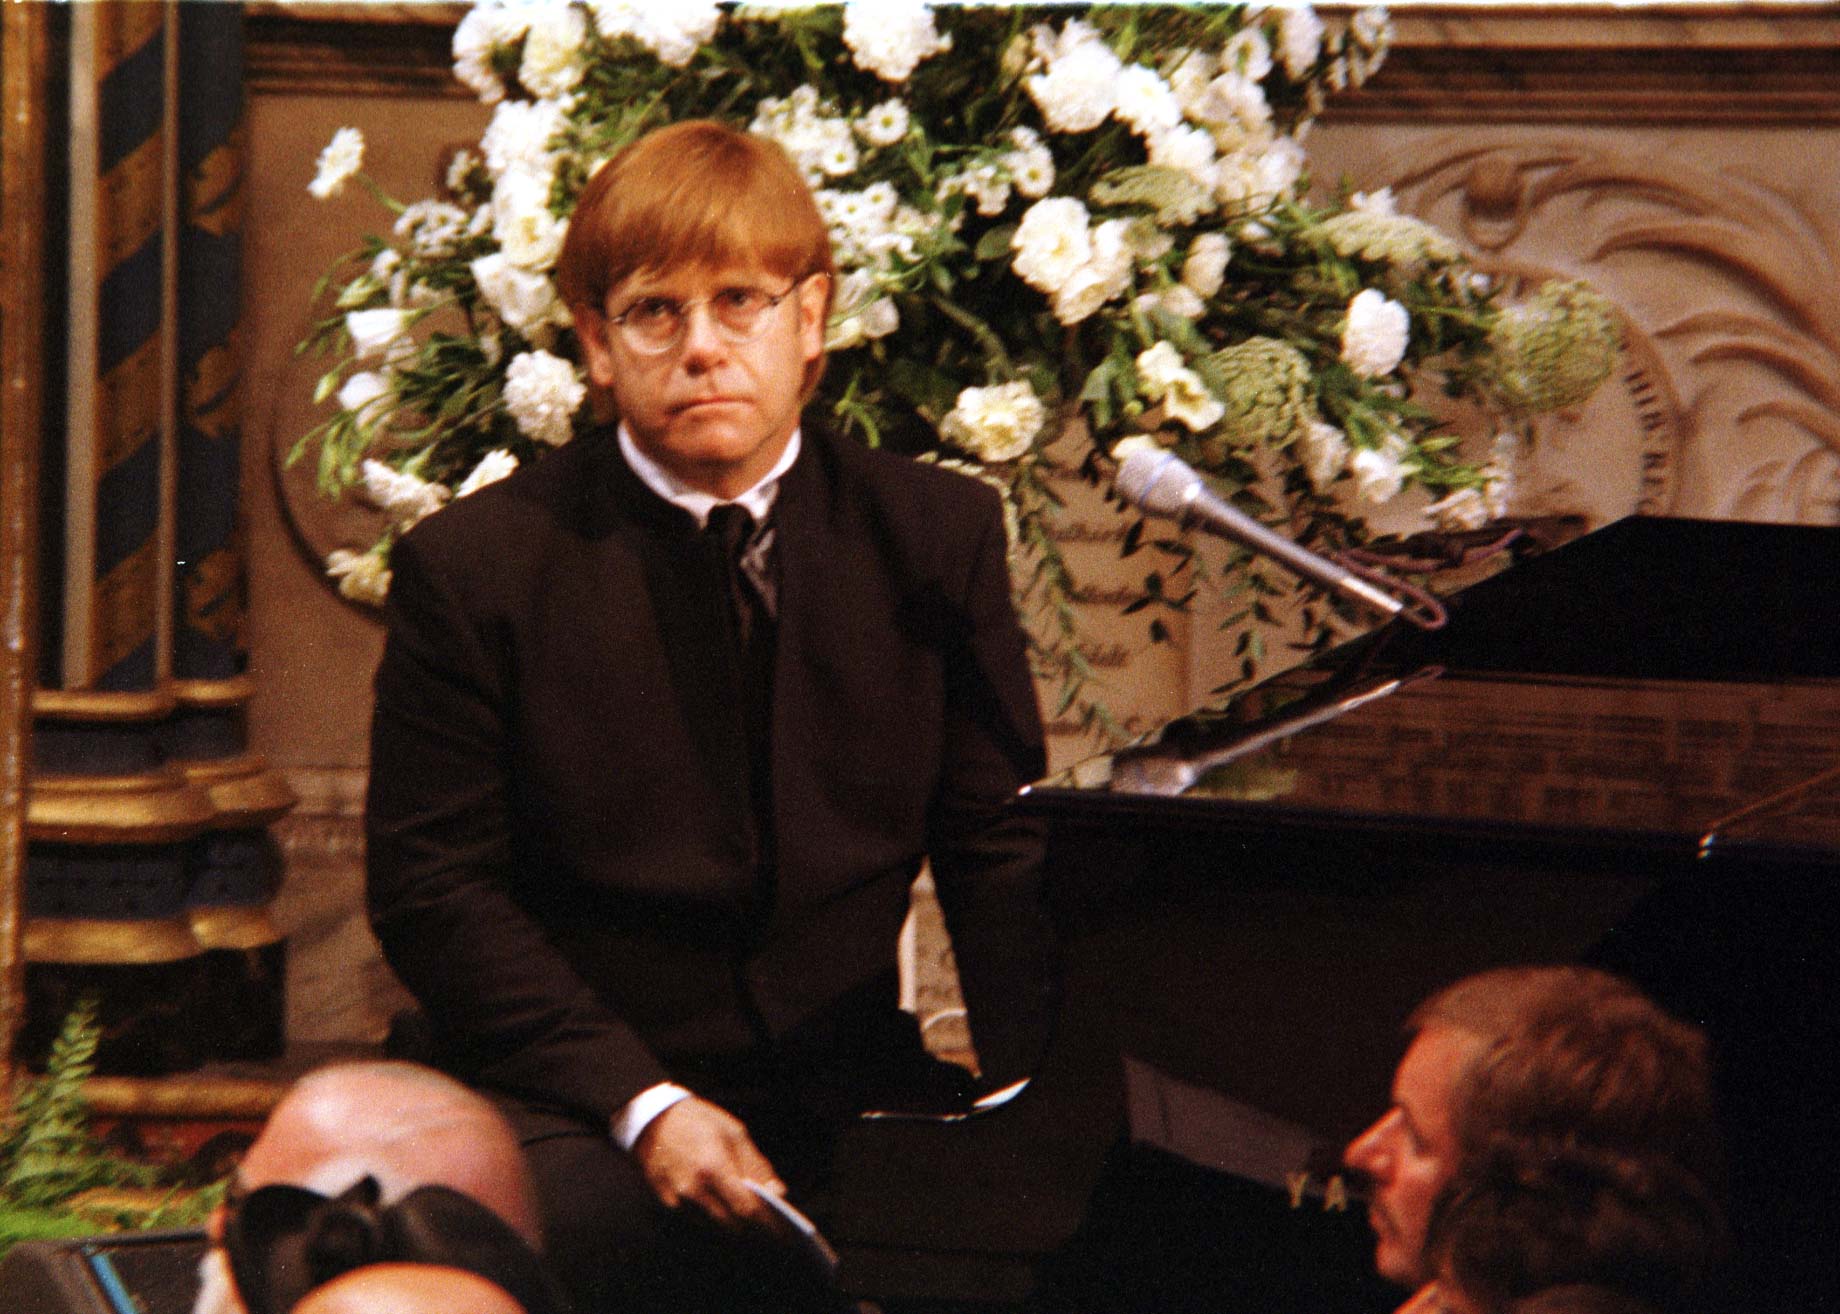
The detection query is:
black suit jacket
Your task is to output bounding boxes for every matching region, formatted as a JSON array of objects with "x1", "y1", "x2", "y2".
[{"x1": 365, "y1": 422, "x2": 1054, "y2": 1125}]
